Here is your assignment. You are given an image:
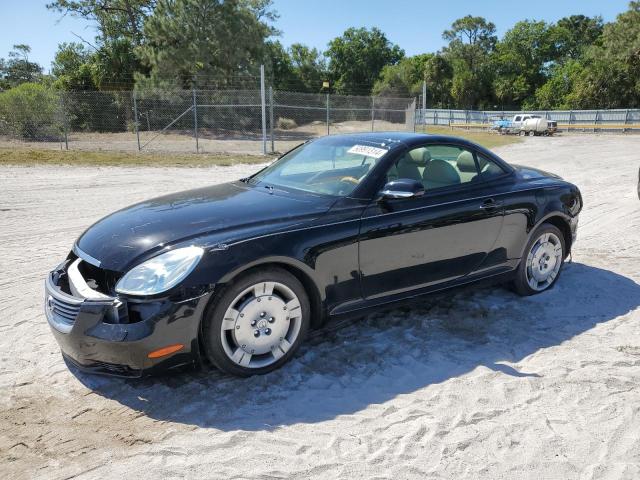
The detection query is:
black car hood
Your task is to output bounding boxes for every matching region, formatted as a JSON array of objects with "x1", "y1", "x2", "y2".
[{"x1": 76, "y1": 182, "x2": 335, "y2": 272}]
